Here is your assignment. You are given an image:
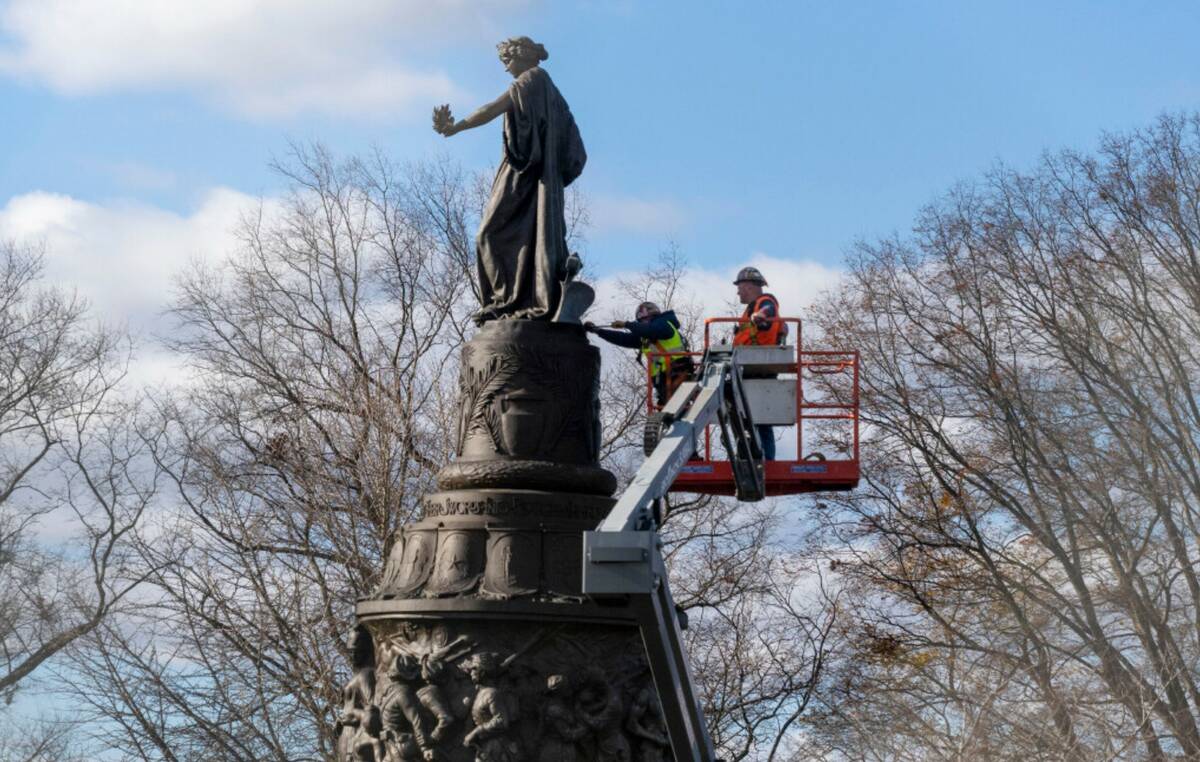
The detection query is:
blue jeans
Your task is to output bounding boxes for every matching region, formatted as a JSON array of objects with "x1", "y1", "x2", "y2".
[{"x1": 756, "y1": 425, "x2": 776, "y2": 461}]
